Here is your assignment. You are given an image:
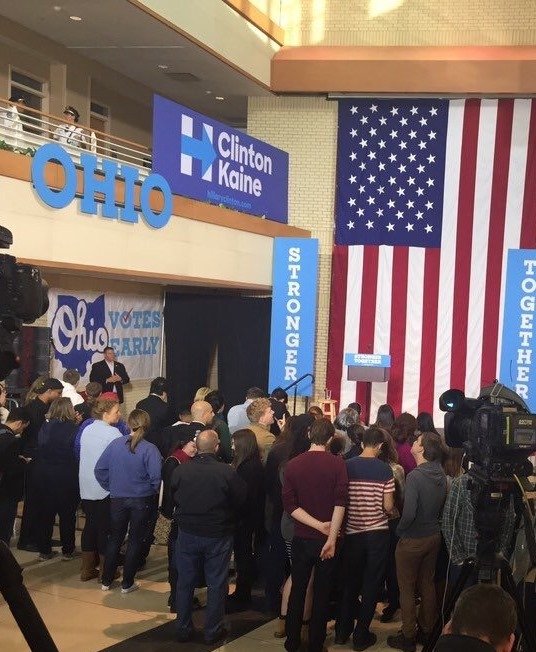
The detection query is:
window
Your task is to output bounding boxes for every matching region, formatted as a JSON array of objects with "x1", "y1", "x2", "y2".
[{"x1": 9, "y1": 69, "x2": 48, "y2": 136}]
